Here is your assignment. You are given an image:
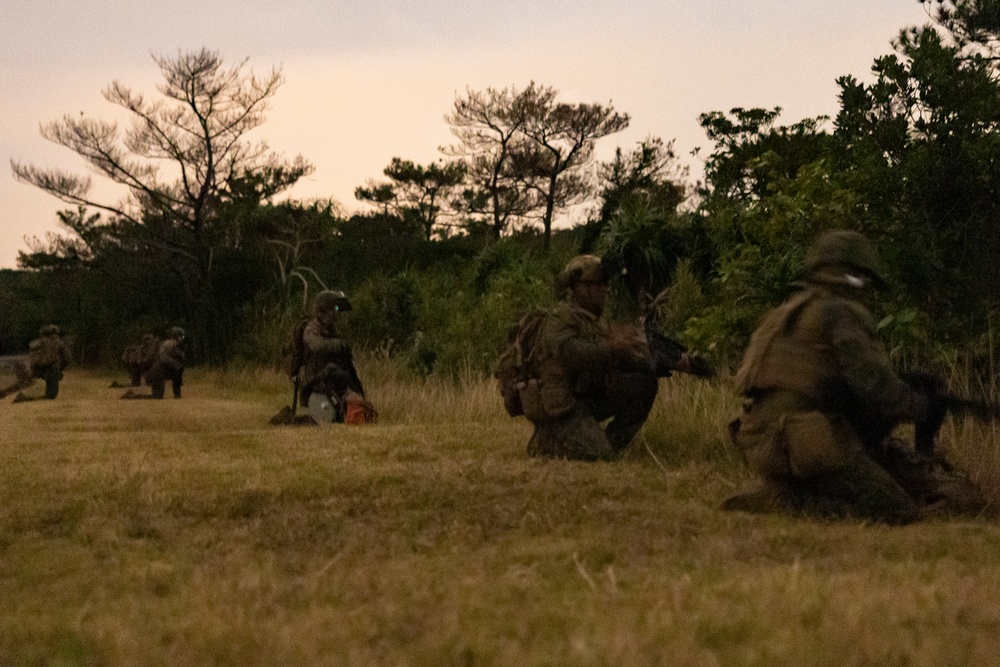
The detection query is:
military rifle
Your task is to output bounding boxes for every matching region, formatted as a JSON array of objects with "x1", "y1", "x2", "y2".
[
  {"x1": 642, "y1": 299, "x2": 714, "y2": 379},
  {"x1": 595, "y1": 251, "x2": 714, "y2": 379},
  {"x1": 901, "y1": 371, "x2": 1000, "y2": 457}
]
